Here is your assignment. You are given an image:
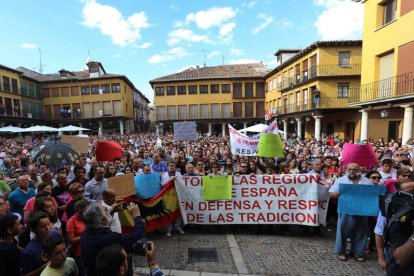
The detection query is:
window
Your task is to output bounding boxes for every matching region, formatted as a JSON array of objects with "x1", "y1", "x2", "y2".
[
  {"x1": 155, "y1": 87, "x2": 164, "y2": 96},
  {"x1": 256, "y1": 102, "x2": 264, "y2": 117},
  {"x1": 296, "y1": 91, "x2": 301, "y2": 106},
  {"x1": 221, "y1": 84, "x2": 230, "y2": 93},
  {"x1": 210, "y1": 84, "x2": 219, "y2": 94},
  {"x1": 303, "y1": 89, "x2": 308, "y2": 105},
  {"x1": 101, "y1": 84, "x2": 110, "y2": 94},
  {"x1": 83, "y1": 103, "x2": 92, "y2": 118},
  {"x1": 233, "y1": 82, "x2": 242, "y2": 97},
  {"x1": 2, "y1": 76, "x2": 10, "y2": 92},
  {"x1": 71, "y1": 86, "x2": 79, "y2": 96},
  {"x1": 81, "y1": 86, "x2": 90, "y2": 95},
  {"x1": 211, "y1": 103, "x2": 220, "y2": 118},
  {"x1": 233, "y1": 102, "x2": 242, "y2": 117},
  {"x1": 245, "y1": 82, "x2": 253, "y2": 97},
  {"x1": 189, "y1": 105, "x2": 198, "y2": 119},
  {"x1": 61, "y1": 87, "x2": 70, "y2": 97},
  {"x1": 167, "y1": 86, "x2": 176, "y2": 96},
  {"x1": 245, "y1": 102, "x2": 253, "y2": 117},
  {"x1": 383, "y1": 0, "x2": 397, "y2": 25},
  {"x1": 156, "y1": 106, "x2": 165, "y2": 121},
  {"x1": 256, "y1": 82, "x2": 265, "y2": 97},
  {"x1": 43, "y1": 88, "x2": 50, "y2": 98},
  {"x1": 11, "y1": 79, "x2": 18, "y2": 93},
  {"x1": 29, "y1": 83, "x2": 35, "y2": 97},
  {"x1": 199, "y1": 85, "x2": 208, "y2": 94},
  {"x1": 167, "y1": 105, "x2": 176, "y2": 120},
  {"x1": 111, "y1": 83, "x2": 121, "y2": 93},
  {"x1": 178, "y1": 105, "x2": 187, "y2": 119},
  {"x1": 221, "y1": 103, "x2": 231, "y2": 118},
  {"x1": 91, "y1": 85, "x2": 100, "y2": 94},
  {"x1": 113, "y1": 100, "x2": 121, "y2": 116},
  {"x1": 21, "y1": 81, "x2": 28, "y2": 96},
  {"x1": 51, "y1": 88, "x2": 60, "y2": 98},
  {"x1": 35, "y1": 86, "x2": 42, "y2": 98},
  {"x1": 338, "y1": 83, "x2": 349, "y2": 98},
  {"x1": 188, "y1": 85, "x2": 197, "y2": 94},
  {"x1": 177, "y1": 86, "x2": 186, "y2": 95},
  {"x1": 200, "y1": 104, "x2": 209, "y2": 118},
  {"x1": 339, "y1": 51, "x2": 351, "y2": 67}
]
